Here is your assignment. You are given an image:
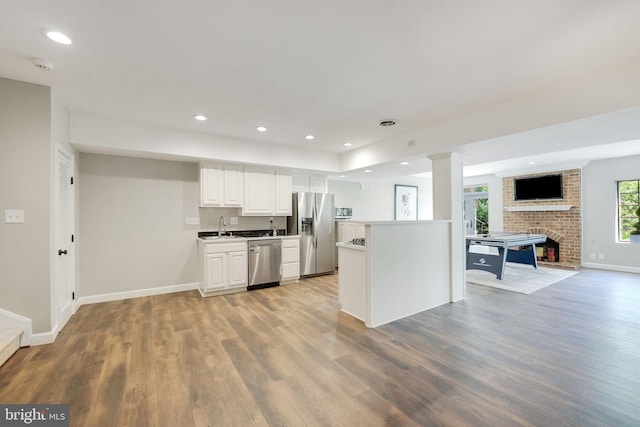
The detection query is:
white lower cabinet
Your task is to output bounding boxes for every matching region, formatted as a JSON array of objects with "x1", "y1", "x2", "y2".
[
  {"x1": 200, "y1": 241, "x2": 248, "y2": 296},
  {"x1": 280, "y1": 237, "x2": 300, "y2": 283}
]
